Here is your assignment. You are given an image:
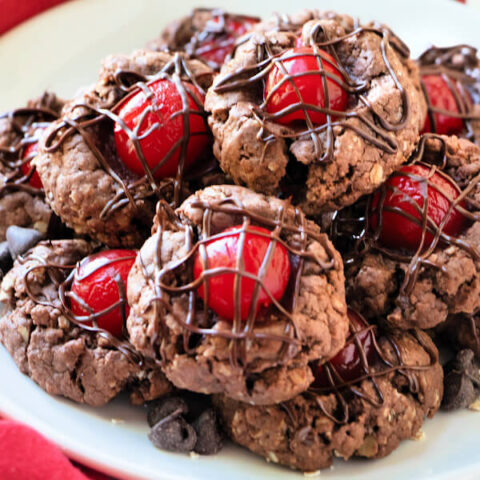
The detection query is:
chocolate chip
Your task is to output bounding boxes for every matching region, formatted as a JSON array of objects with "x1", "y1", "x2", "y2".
[
  {"x1": 0, "y1": 241, "x2": 12, "y2": 274},
  {"x1": 442, "y1": 371, "x2": 477, "y2": 410},
  {"x1": 181, "y1": 391, "x2": 212, "y2": 421},
  {"x1": 6, "y1": 226, "x2": 44, "y2": 259},
  {"x1": 192, "y1": 409, "x2": 223, "y2": 455},
  {"x1": 147, "y1": 396, "x2": 189, "y2": 427},
  {"x1": 149, "y1": 415, "x2": 197, "y2": 453}
]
